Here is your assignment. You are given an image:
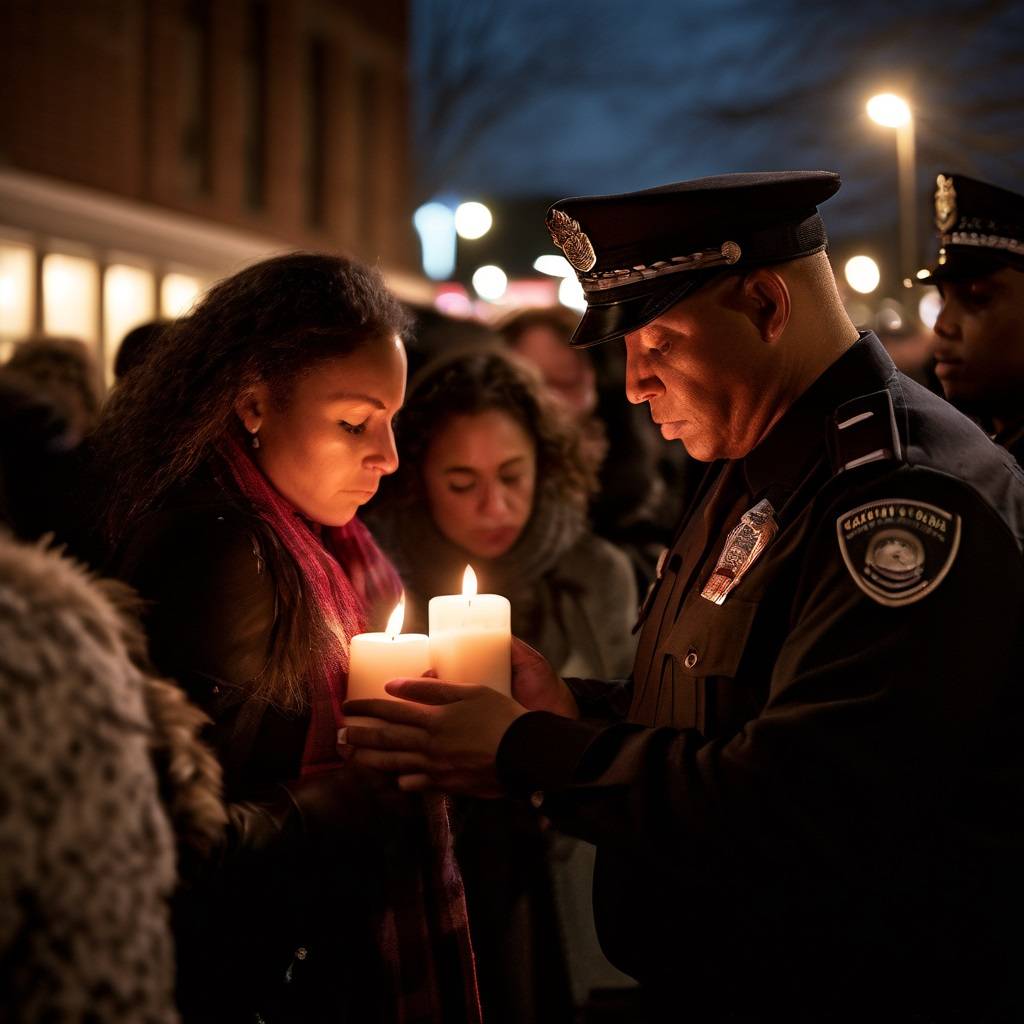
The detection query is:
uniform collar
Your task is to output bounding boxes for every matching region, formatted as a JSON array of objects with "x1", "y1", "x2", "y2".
[{"x1": 742, "y1": 332, "x2": 897, "y2": 499}]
